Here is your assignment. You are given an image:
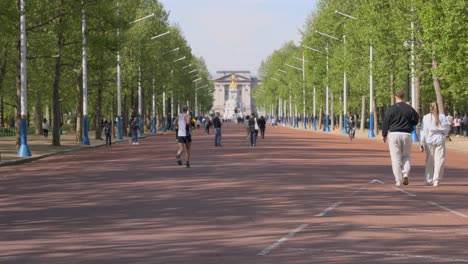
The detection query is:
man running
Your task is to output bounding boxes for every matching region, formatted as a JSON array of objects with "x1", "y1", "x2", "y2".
[{"x1": 174, "y1": 106, "x2": 193, "y2": 168}]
